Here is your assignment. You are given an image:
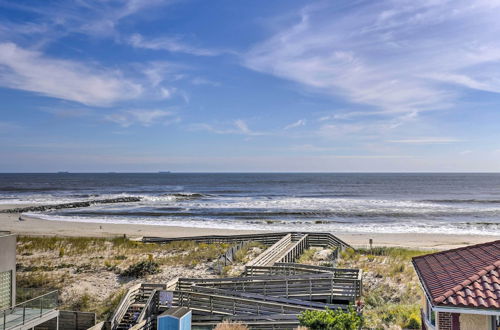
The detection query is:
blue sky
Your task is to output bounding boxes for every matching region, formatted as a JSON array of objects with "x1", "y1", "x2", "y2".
[{"x1": 1, "y1": 0, "x2": 500, "y2": 172}]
